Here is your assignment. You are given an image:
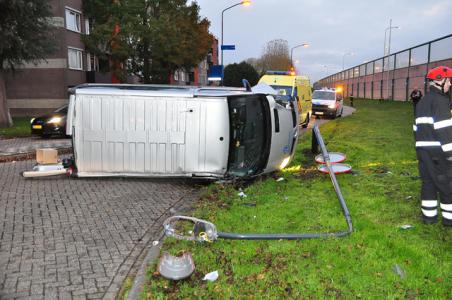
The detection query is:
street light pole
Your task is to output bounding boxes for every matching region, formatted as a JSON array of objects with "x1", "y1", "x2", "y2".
[
  {"x1": 221, "y1": 0, "x2": 251, "y2": 85},
  {"x1": 342, "y1": 52, "x2": 353, "y2": 70},
  {"x1": 383, "y1": 19, "x2": 400, "y2": 99},
  {"x1": 290, "y1": 43, "x2": 309, "y2": 68}
]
